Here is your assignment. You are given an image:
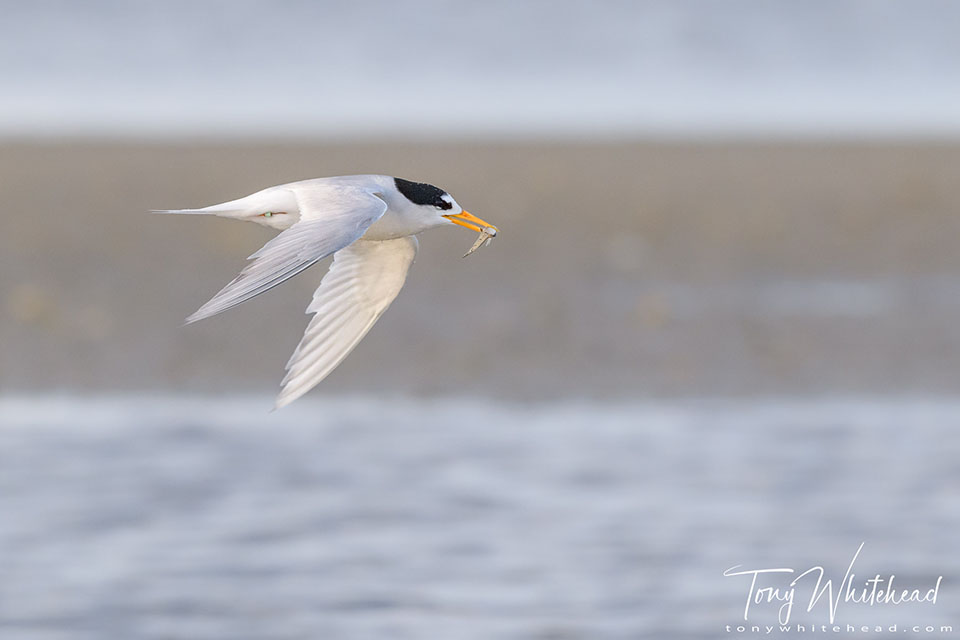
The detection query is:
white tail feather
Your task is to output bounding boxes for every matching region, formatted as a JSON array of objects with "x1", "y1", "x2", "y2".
[
  {"x1": 150, "y1": 208, "x2": 214, "y2": 215},
  {"x1": 151, "y1": 187, "x2": 299, "y2": 219}
]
